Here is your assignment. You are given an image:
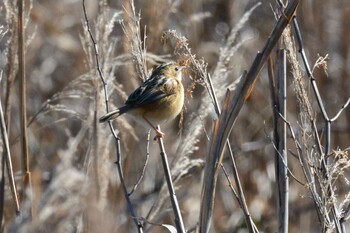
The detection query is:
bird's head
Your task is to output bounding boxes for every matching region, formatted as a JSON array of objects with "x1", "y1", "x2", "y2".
[{"x1": 153, "y1": 62, "x2": 186, "y2": 81}]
